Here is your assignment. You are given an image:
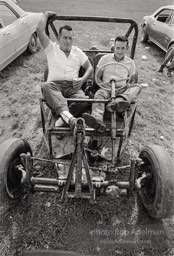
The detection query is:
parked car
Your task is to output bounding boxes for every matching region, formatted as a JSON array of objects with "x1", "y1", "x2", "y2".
[
  {"x1": 11, "y1": 0, "x2": 19, "y2": 4},
  {"x1": 0, "y1": 0, "x2": 42, "y2": 71},
  {"x1": 140, "y1": 5, "x2": 174, "y2": 52}
]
